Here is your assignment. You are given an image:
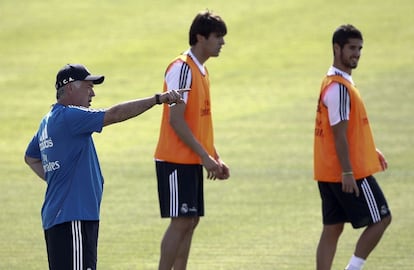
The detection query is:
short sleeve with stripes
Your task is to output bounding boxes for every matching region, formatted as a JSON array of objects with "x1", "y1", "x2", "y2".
[
  {"x1": 165, "y1": 60, "x2": 191, "y2": 103},
  {"x1": 323, "y1": 82, "x2": 350, "y2": 126}
]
